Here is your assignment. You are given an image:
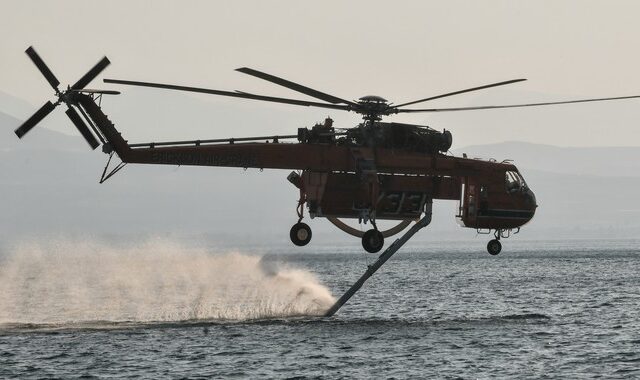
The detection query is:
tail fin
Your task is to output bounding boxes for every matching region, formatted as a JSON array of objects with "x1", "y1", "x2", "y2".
[{"x1": 74, "y1": 94, "x2": 131, "y2": 160}]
